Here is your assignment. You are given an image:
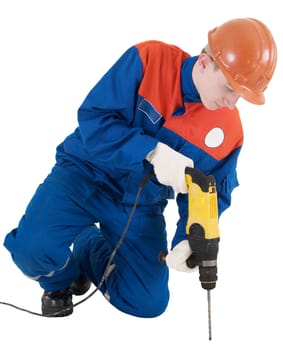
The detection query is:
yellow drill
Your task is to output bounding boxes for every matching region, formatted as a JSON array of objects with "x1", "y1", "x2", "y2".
[{"x1": 185, "y1": 166, "x2": 220, "y2": 340}]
